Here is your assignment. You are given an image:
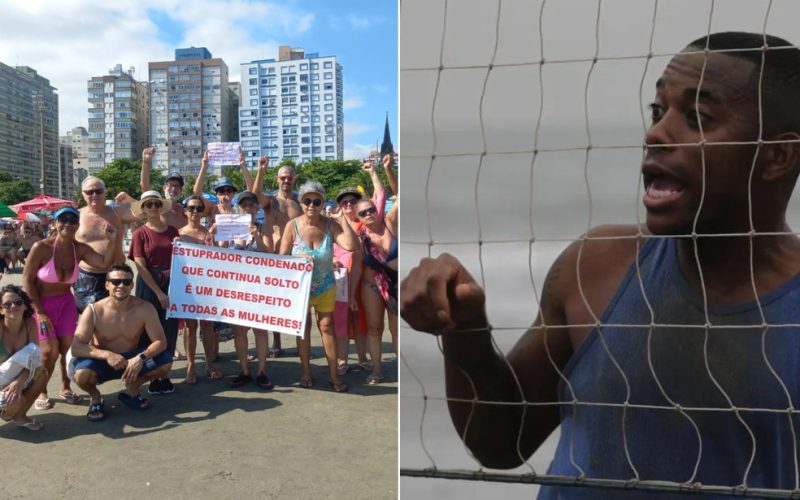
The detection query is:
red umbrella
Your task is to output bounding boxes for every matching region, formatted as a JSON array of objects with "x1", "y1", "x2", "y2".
[{"x1": 11, "y1": 195, "x2": 76, "y2": 213}]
